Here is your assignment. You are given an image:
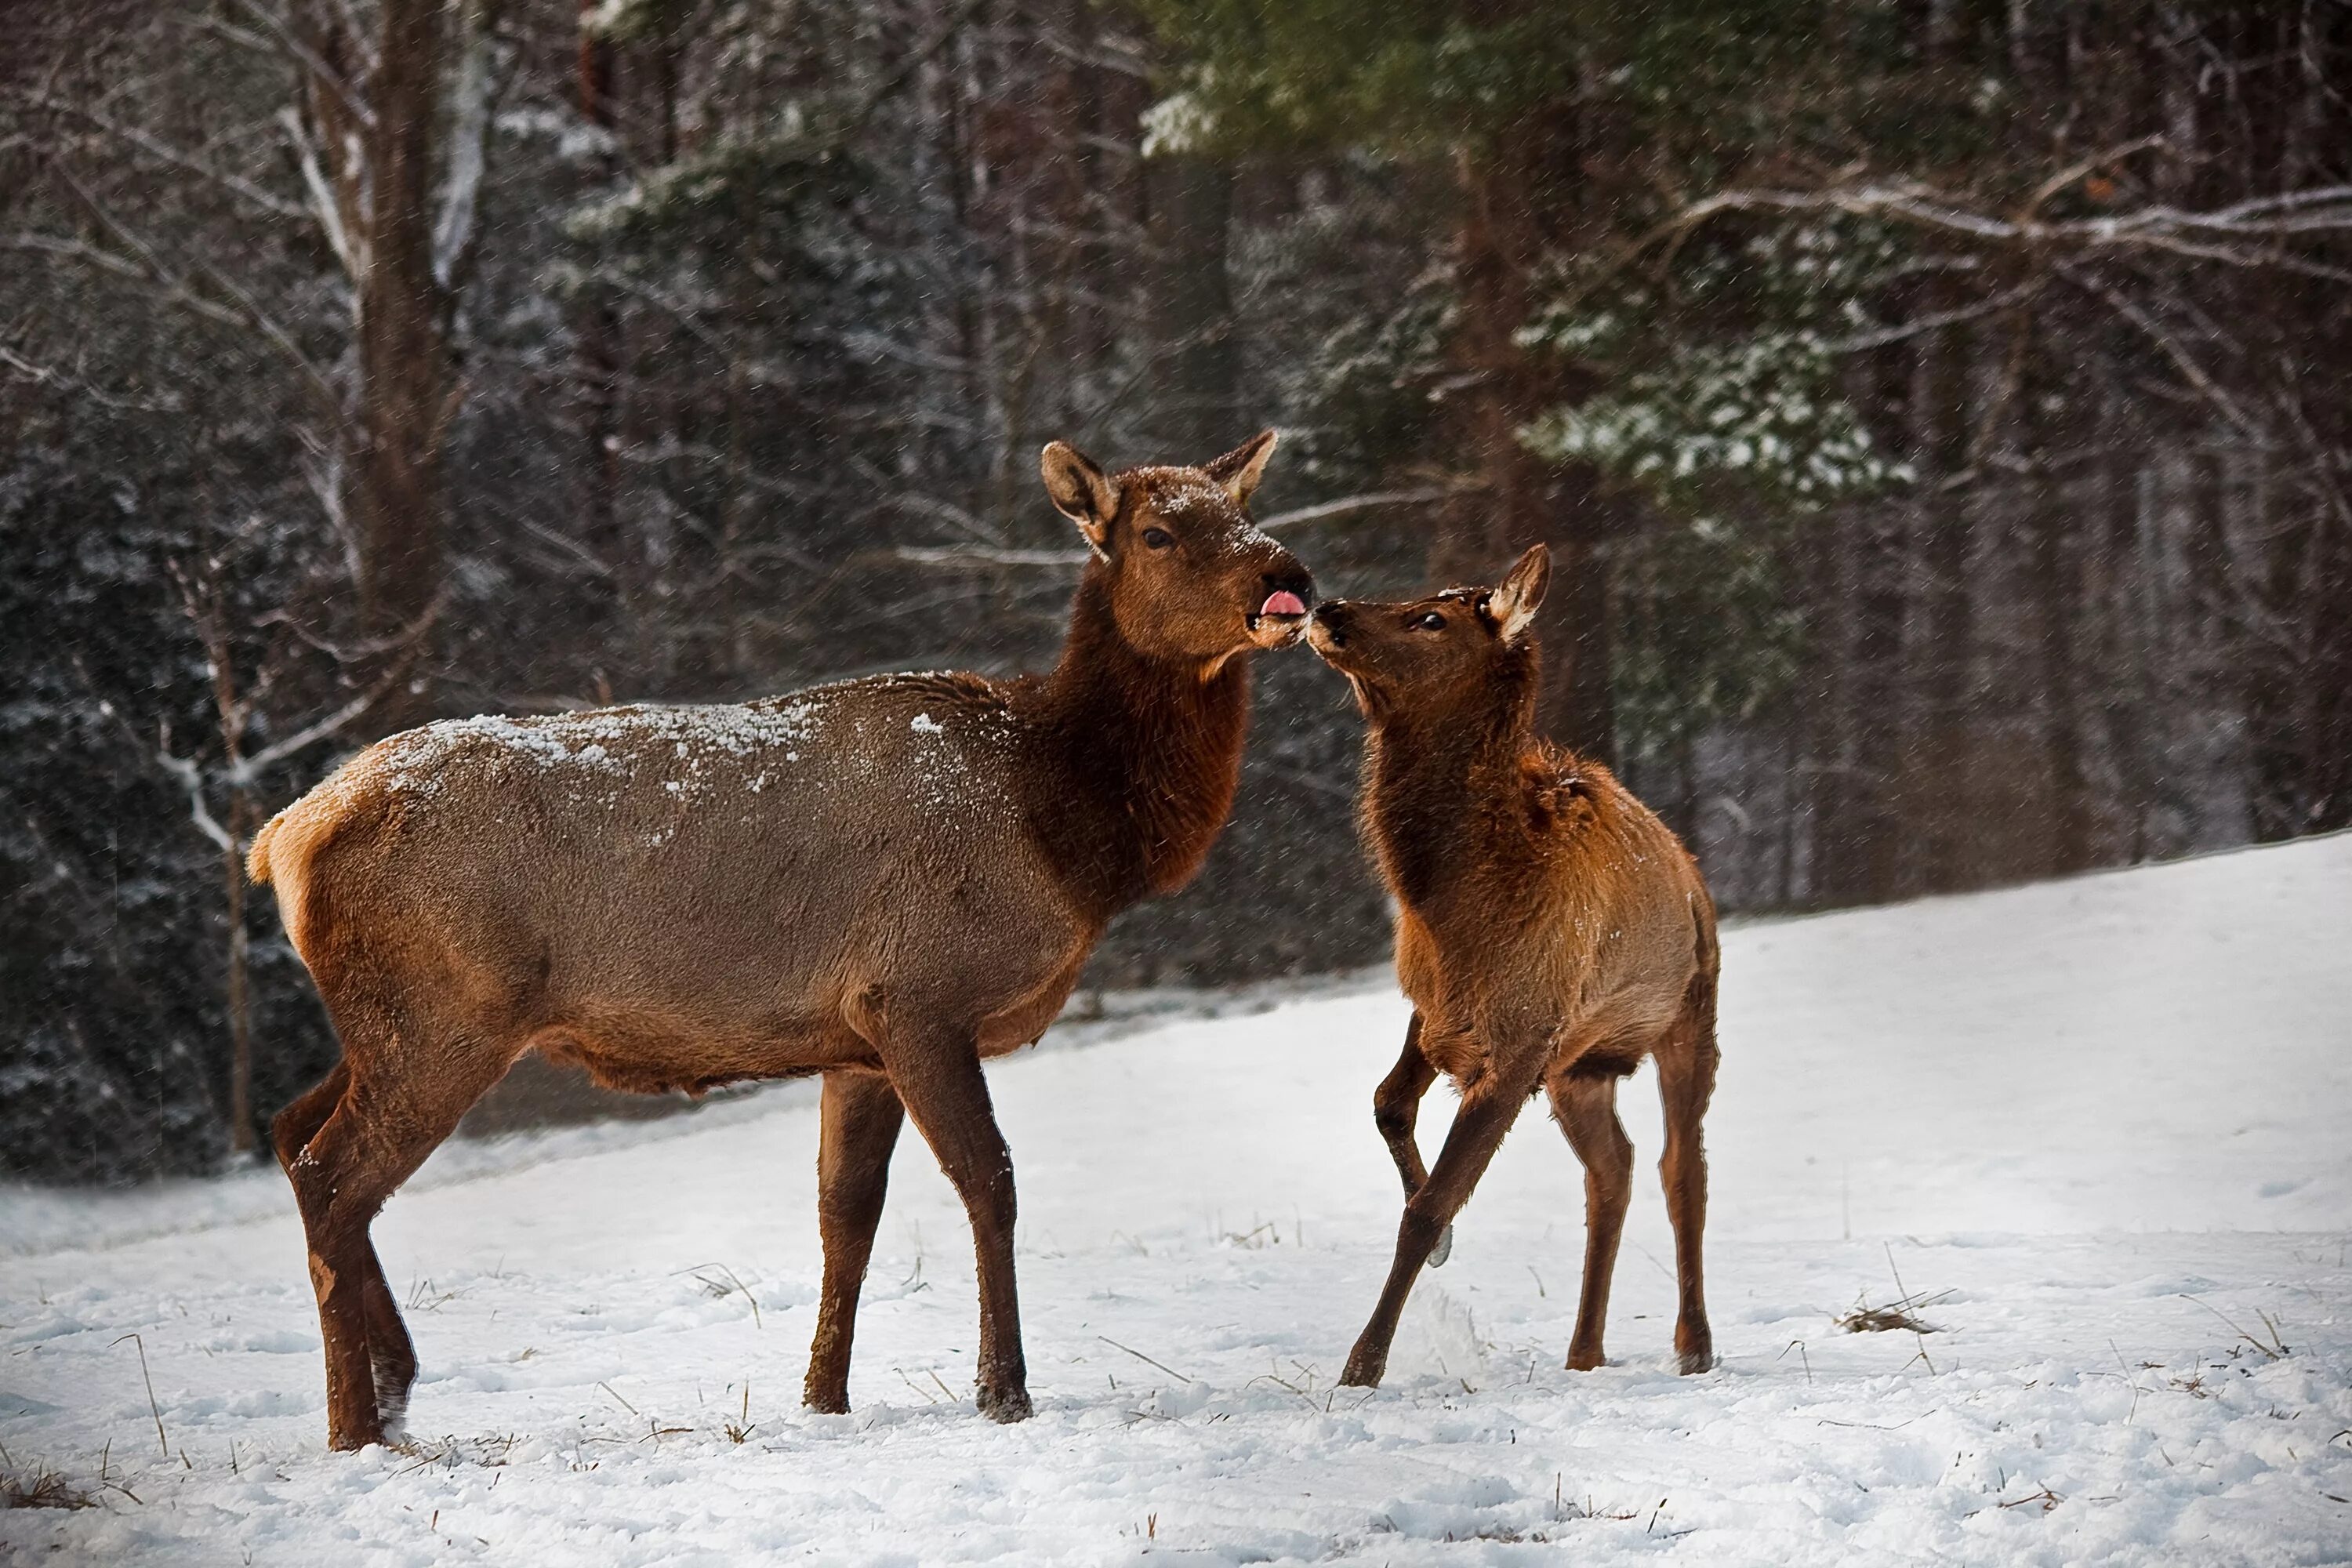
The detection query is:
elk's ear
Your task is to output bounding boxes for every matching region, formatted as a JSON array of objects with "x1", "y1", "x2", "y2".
[
  {"x1": 1202, "y1": 429, "x2": 1278, "y2": 506},
  {"x1": 1487, "y1": 544, "x2": 1551, "y2": 644},
  {"x1": 1041, "y1": 441, "x2": 1120, "y2": 557}
]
